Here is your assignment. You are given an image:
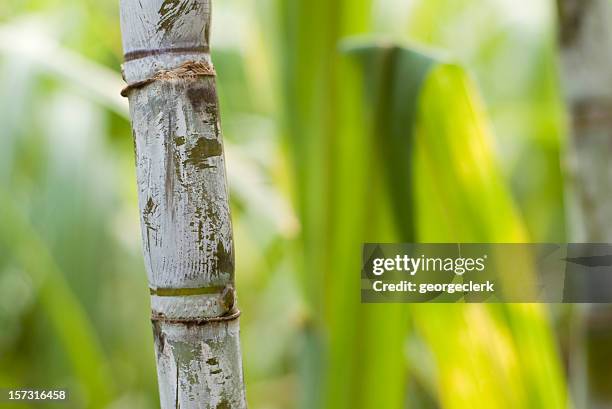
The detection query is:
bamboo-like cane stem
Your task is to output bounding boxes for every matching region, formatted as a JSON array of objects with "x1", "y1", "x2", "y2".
[
  {"x1": 558, "y1": 1, "x2": 612, "y2": 407},
  {"x1": 119, "y1": 1, "x2": 247, "y2": 407},
  {"x1": 558, "y1": 0, "x2": 612, "y2": 241}
]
